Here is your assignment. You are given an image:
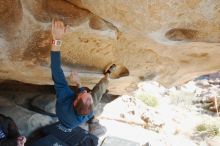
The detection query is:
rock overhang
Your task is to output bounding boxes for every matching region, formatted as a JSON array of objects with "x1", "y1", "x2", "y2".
[{"x1": 0, "y1": 0, "x2": 219, "y2": 94}]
